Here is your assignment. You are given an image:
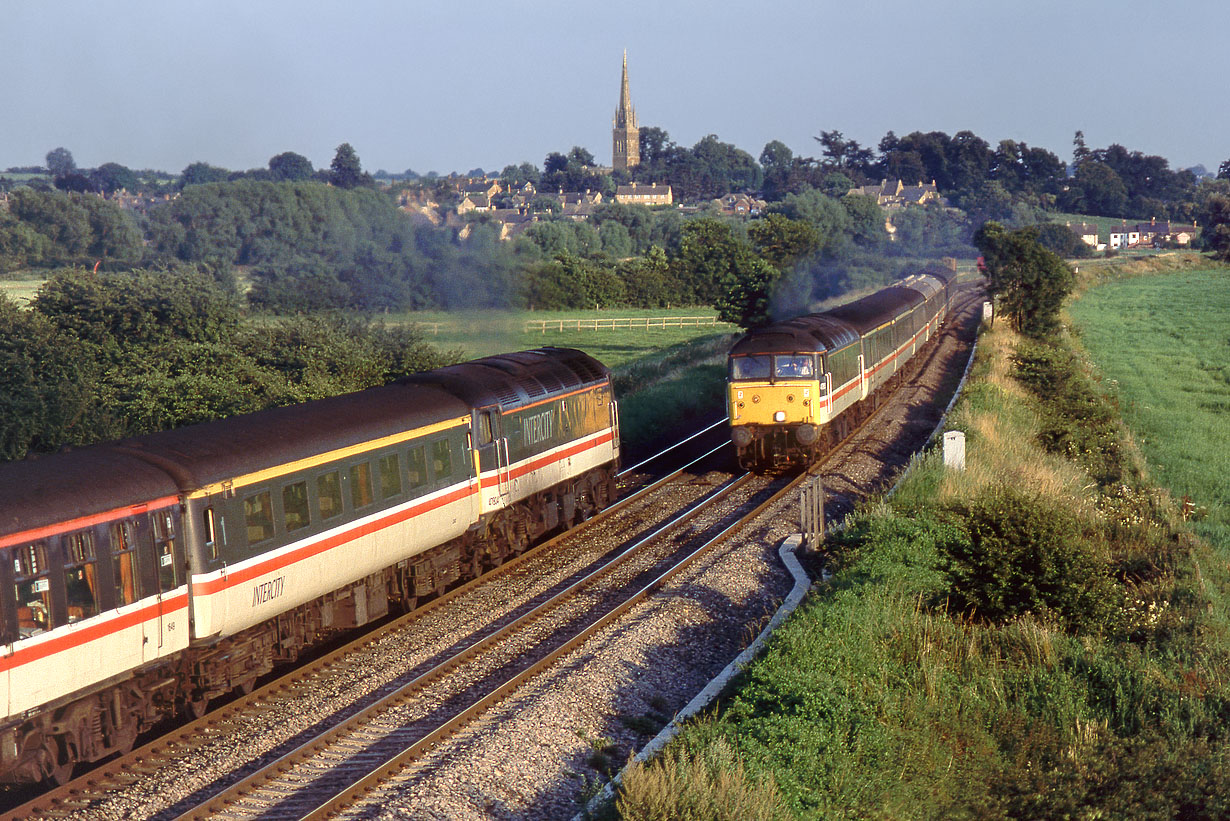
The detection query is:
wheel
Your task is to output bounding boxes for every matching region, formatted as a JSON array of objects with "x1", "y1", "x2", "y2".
[
  {"x1": 184, "y1": 697, "x2": 209, "y2": 720},
  {"x1": 44, "y1": 740, "x2": 74, "y2": 786}
]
